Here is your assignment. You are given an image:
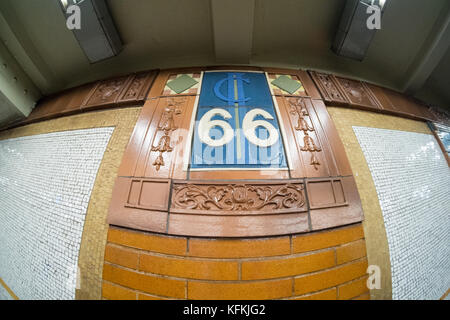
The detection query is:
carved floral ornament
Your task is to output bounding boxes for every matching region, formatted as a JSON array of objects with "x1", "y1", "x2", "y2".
[
  {"x1": 172, "y1": 183, "x2": 306, "y2": 212},
  {"x1": 151, "y1": 98, "x2": 184, "y2": 170},
  {"x1": 288, "y1": 98, "x2": 322, "y2": 170},
  {"x1": 94, "y1": 78, "x2": 128, "y2": 101},
  {"x1": 316, "y1": 73, "x2": 345, "y2": 101}
]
